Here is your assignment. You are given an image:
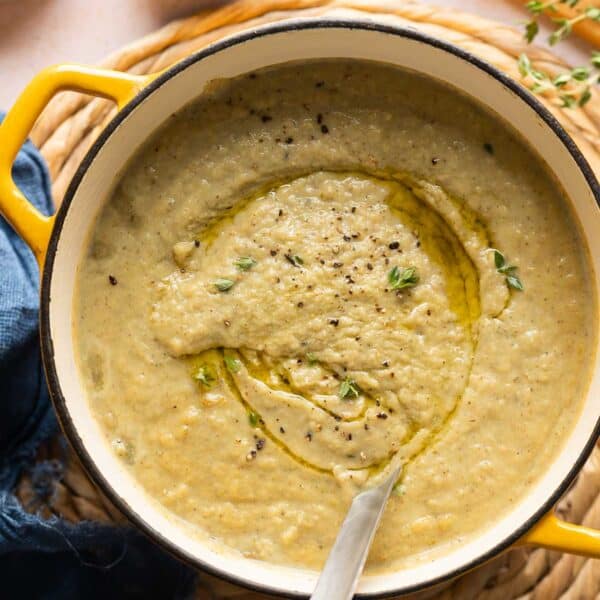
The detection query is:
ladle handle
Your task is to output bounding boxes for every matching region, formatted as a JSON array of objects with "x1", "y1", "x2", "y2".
[{"x1": 311, "y1": 468, "x2": 400, "y2": 600}]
